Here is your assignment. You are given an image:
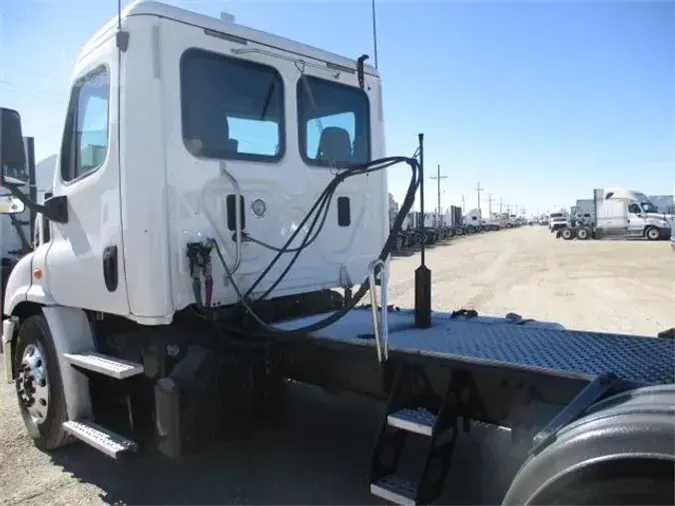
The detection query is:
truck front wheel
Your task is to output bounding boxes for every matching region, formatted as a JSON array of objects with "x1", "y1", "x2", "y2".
[
  {"x1": 13, "y1": 314, "x2": 73, "y2": 451},
  {"x1": 645, "y1": 226, "x2": 661, "y2": 241}
]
